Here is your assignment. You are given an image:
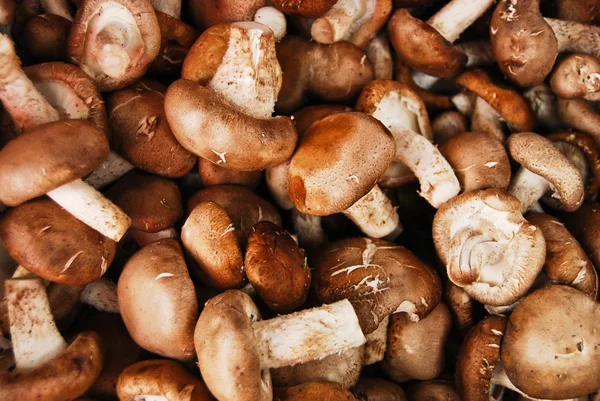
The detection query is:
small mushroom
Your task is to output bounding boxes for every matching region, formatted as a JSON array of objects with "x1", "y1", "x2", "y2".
[
  {"x1": 550, "y1": 53, "x2": 600, "y2": 100},
  {"x1": 352, "y1": 377, "x2": 407, "y2": 401},
  {"x1": 274, "y1": 382, "x2": 356, "y2": 401}
]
